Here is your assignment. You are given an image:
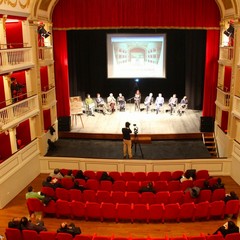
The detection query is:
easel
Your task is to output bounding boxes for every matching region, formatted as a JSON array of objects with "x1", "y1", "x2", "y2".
[{"x1": 70, "y1": 96, "x2": 84, "y2": 128}]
